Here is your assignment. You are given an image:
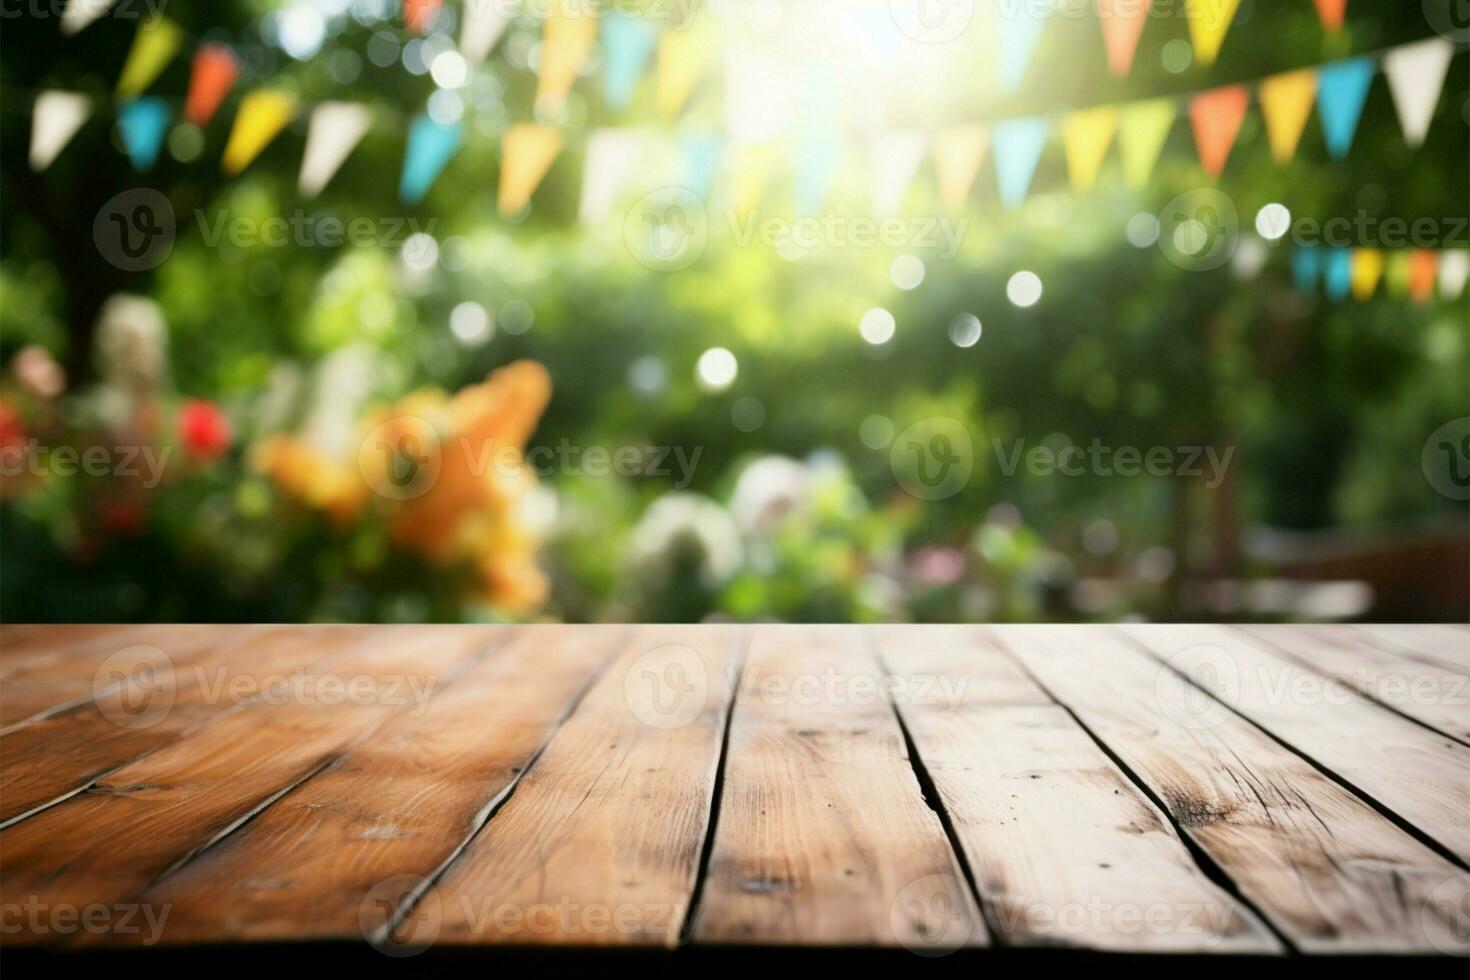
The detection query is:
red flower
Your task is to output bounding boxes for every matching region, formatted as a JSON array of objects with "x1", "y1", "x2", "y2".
[{"x1": 178, "y1": 399, "x2": 232, "y2": 460}]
